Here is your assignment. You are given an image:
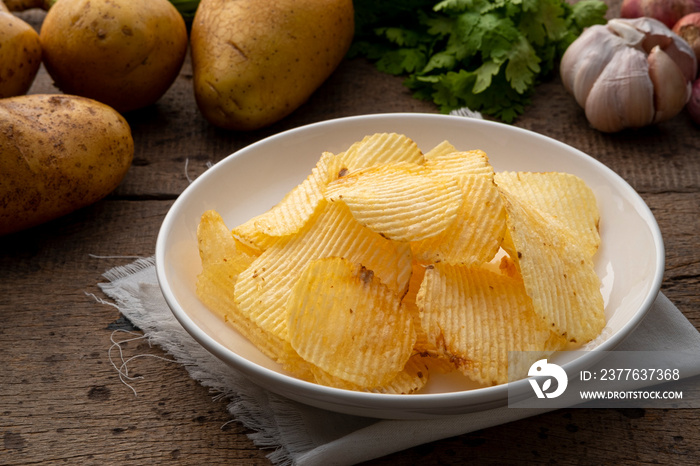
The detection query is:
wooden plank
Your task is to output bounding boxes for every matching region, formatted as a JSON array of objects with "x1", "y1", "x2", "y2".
[{"x1": 0, "y1": 201, "x2": 268, "y2": 465}]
